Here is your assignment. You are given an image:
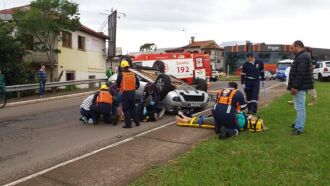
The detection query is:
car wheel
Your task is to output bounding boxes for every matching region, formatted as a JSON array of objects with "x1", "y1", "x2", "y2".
[
  {"x1": 155, "y1": 74, "x2": 174, "y2": 100},
  {"x1": 152, "y1": 60, "x2": 165, "y2": 73},
  {"x1": 193, "y1": 78, "x2": 208, "y2": 92},
  {"x1": 318, "y1": 73, "x2": 324, "y2": 82}
]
